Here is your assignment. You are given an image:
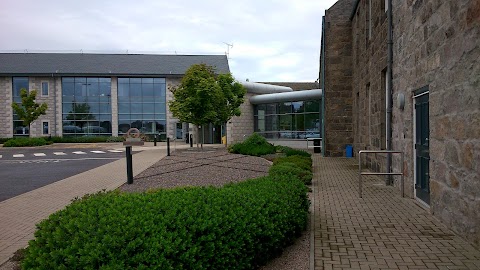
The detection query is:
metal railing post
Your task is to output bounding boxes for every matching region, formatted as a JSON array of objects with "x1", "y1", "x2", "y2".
[
  {"x1": 401, "y1": 152, "x2": 404, "y2": 197},
  {"x1": 359, "y1": 151, "x2": 363, "y2": 198}
]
